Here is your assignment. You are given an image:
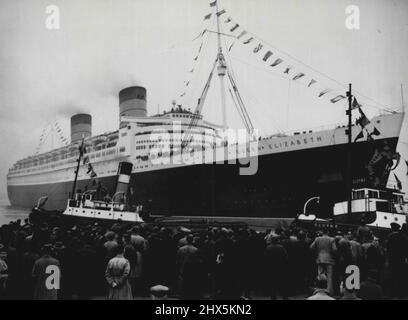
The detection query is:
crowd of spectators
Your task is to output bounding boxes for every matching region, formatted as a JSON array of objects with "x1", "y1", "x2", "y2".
[{"x1": 1, "y1": 214, "x2": 408, "y2": 300}]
